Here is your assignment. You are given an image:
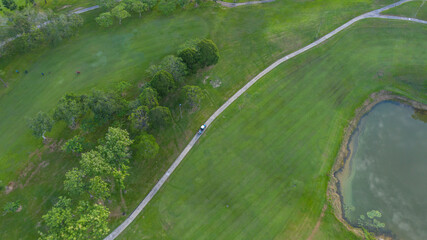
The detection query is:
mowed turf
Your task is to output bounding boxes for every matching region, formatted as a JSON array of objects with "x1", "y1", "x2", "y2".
[
  {"x1": 0, "y1": 0, "x2": 410, "y2": 239},
  {"x1": 0, "y1": 0, "x2": 396, "y2": 192},
  {"x1": 119, "y1": 19, "x2": 427, "y2": 239},
  {"x1": 382, "y1": 0, "x2": 427, "y2": 20}
]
